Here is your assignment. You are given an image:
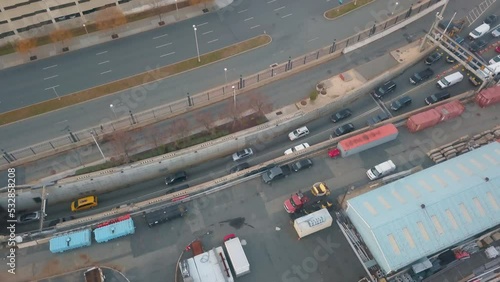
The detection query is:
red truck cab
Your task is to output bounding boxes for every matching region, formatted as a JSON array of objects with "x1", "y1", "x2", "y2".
[{"x1": 284, "y1": 183, "x2": 330, "y2": 213}]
